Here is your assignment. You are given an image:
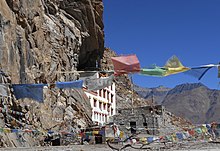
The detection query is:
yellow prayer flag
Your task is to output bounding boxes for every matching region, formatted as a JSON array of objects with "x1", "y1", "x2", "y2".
[
  {"x1": 140, "y1": 137, "x2": 147, "y2": 143},
  {"x1": 93, "y1": 131, "x2": 99, "y2": 135},
  {"x1": 119, "y1": 131, "x2": 124, "y2": 138},
  {"x1": 3, "y1": 128, "x2": 11, "y2": 133},
  {"x1": 201, "y1": 126, "x2": 208, "y2": 133},
  {"x1": 164, "y1": 55, "x2": 190, "y2": 76}
]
